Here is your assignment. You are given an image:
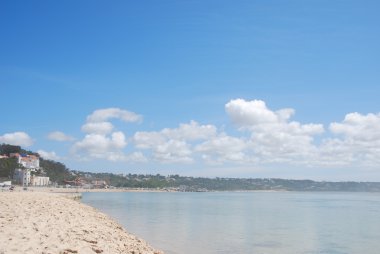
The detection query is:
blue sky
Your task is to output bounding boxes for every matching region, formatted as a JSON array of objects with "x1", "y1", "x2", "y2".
[{"x1": 1, "y1": 0, "x2": 379, "y2": 180}]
